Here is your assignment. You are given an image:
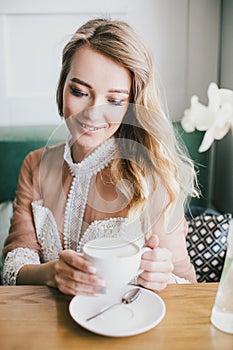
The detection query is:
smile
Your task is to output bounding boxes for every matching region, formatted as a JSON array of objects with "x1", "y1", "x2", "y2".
[{"x1": 79, "y1": 122, "x2": 106, "y2": 131}]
